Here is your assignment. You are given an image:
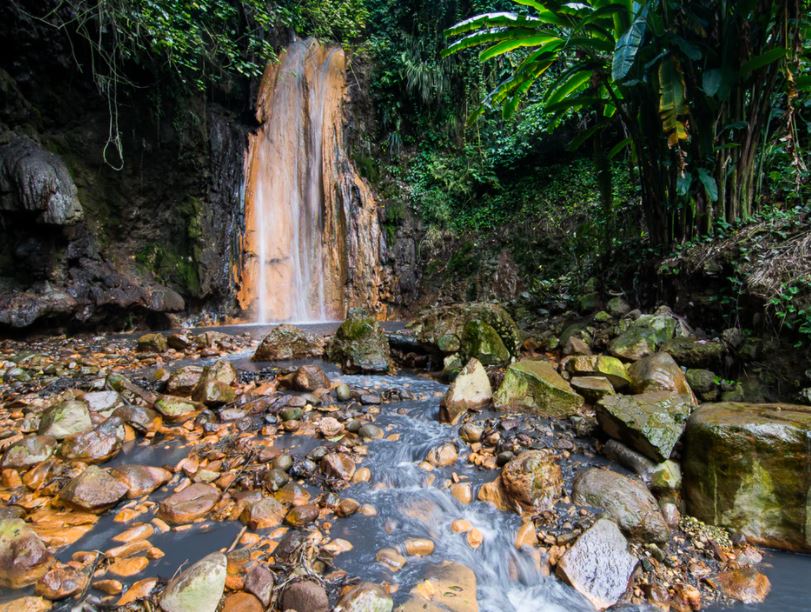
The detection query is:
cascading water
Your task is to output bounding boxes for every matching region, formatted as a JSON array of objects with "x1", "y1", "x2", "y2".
[{"x1": 238, "y1": 38, "x2": 386, "y2": 323}]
